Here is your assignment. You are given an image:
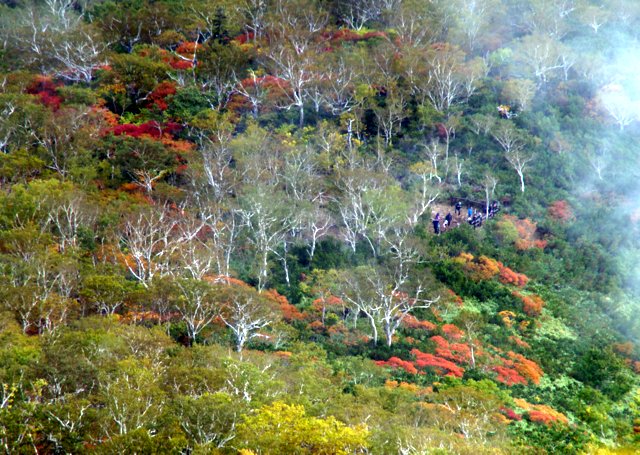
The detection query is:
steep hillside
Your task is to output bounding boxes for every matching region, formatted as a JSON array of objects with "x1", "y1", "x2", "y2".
[{"x1": 0, "y1": 0, "x2": 639, "y2": 453}]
